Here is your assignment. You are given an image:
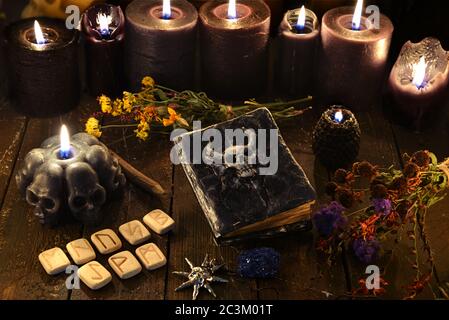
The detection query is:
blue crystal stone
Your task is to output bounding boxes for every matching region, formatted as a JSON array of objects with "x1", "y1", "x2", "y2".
[{"x1": 237, "y1": 248, "x2": 280, "y2": 279}]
